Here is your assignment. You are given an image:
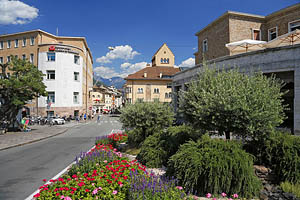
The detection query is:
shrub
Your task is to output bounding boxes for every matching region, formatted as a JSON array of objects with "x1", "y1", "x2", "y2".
[
  {"x1": 120, "y1": 102, "x2": 174, "y2": 147},
  {"x1": 245, "y1": 131, "x2": 300, "y2": 184},
  {"x1": 167, "y1": 135, "x2": 261, "y2": 198},
  {"x1": 137, "y1": 125, "x2": 203, "y2": 168},
  {"x1": 280, "y1": 182, "x2": 300, "y2": 198},
  {"x1": 179, "y1": 65, "x2": 286, "y2": 140},
  {"x1": 127, "y1": 128, "x2": 145, "y2": 148}
]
